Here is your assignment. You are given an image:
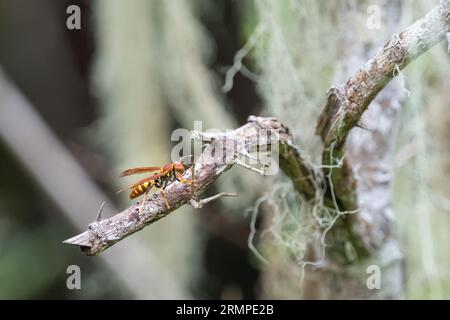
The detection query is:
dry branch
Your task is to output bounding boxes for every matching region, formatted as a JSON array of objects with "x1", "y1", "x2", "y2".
[
  {"x1": 0, "y1": 67, "x2": 186, "y2": 298},
  {"x1": 63, "y1": 116, "x2": 318, "y2": 255},
  {"x1": 317, "y1": 0, "x2": 450, "y2": 145},
  {"x1": 316, "y1": 0, "x2": 450, "y2": 210}
]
